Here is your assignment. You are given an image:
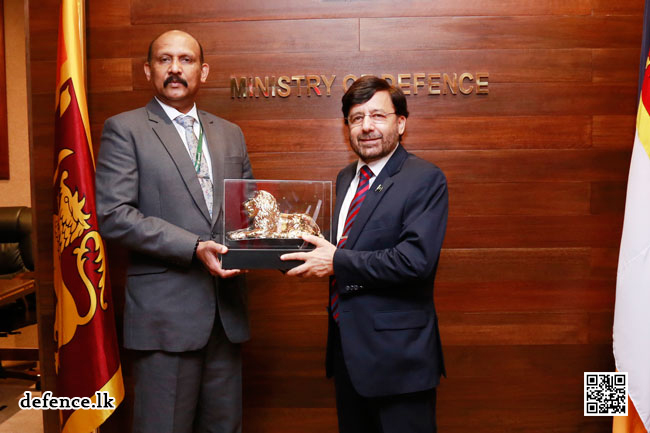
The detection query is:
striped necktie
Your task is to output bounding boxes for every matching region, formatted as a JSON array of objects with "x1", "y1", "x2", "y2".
[{"x1": 330, "y1": 165, "x2": 374, "y2": 323}]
